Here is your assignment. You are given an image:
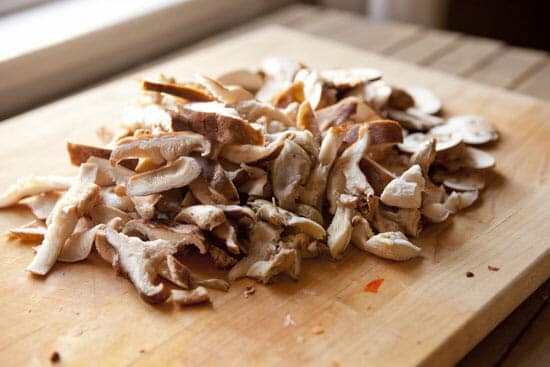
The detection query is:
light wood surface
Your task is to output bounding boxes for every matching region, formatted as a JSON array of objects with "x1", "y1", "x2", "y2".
[{"x1": 0, "y1": 26, "x2": 549, "y2": 366}]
